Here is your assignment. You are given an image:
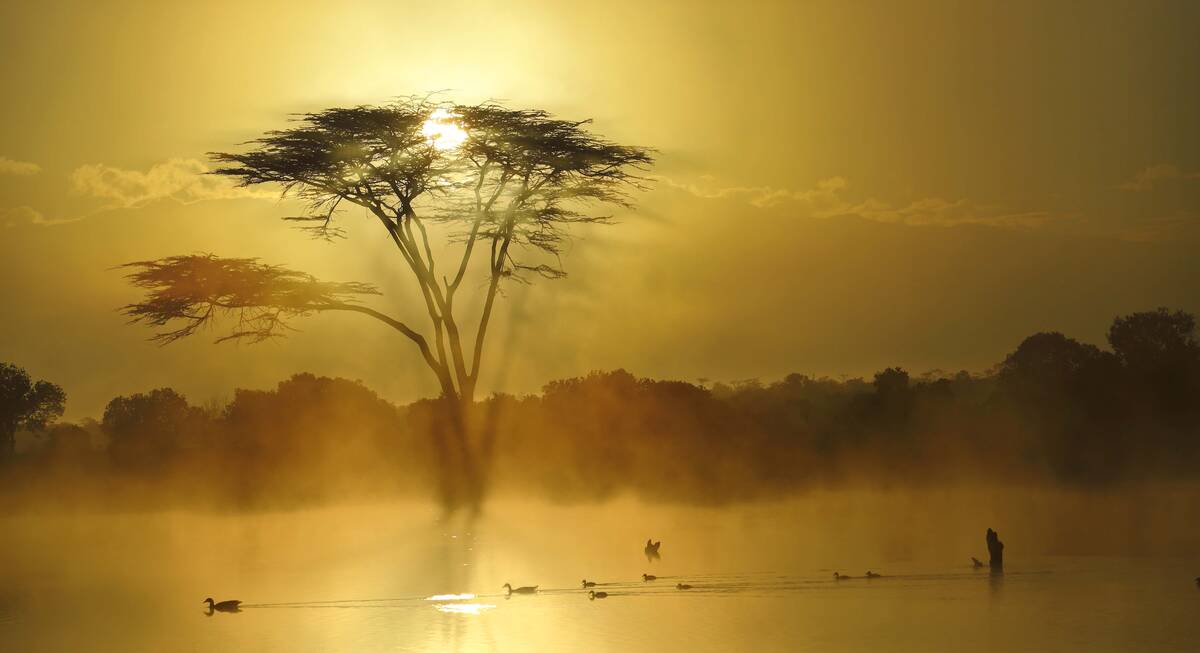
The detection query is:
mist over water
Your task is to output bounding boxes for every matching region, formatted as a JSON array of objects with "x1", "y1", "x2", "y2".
[{"x1": 3, "y1": 491, "x2": 1199, "y2": 652}]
